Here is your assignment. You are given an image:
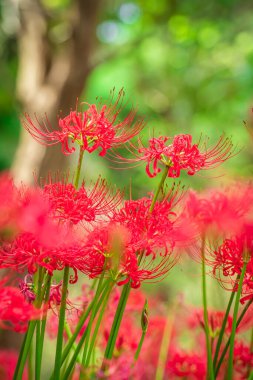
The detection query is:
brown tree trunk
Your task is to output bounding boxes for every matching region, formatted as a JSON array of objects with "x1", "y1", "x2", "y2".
[{"x1": 12, "y1": 0, "x2": 102, "y2": 183}]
